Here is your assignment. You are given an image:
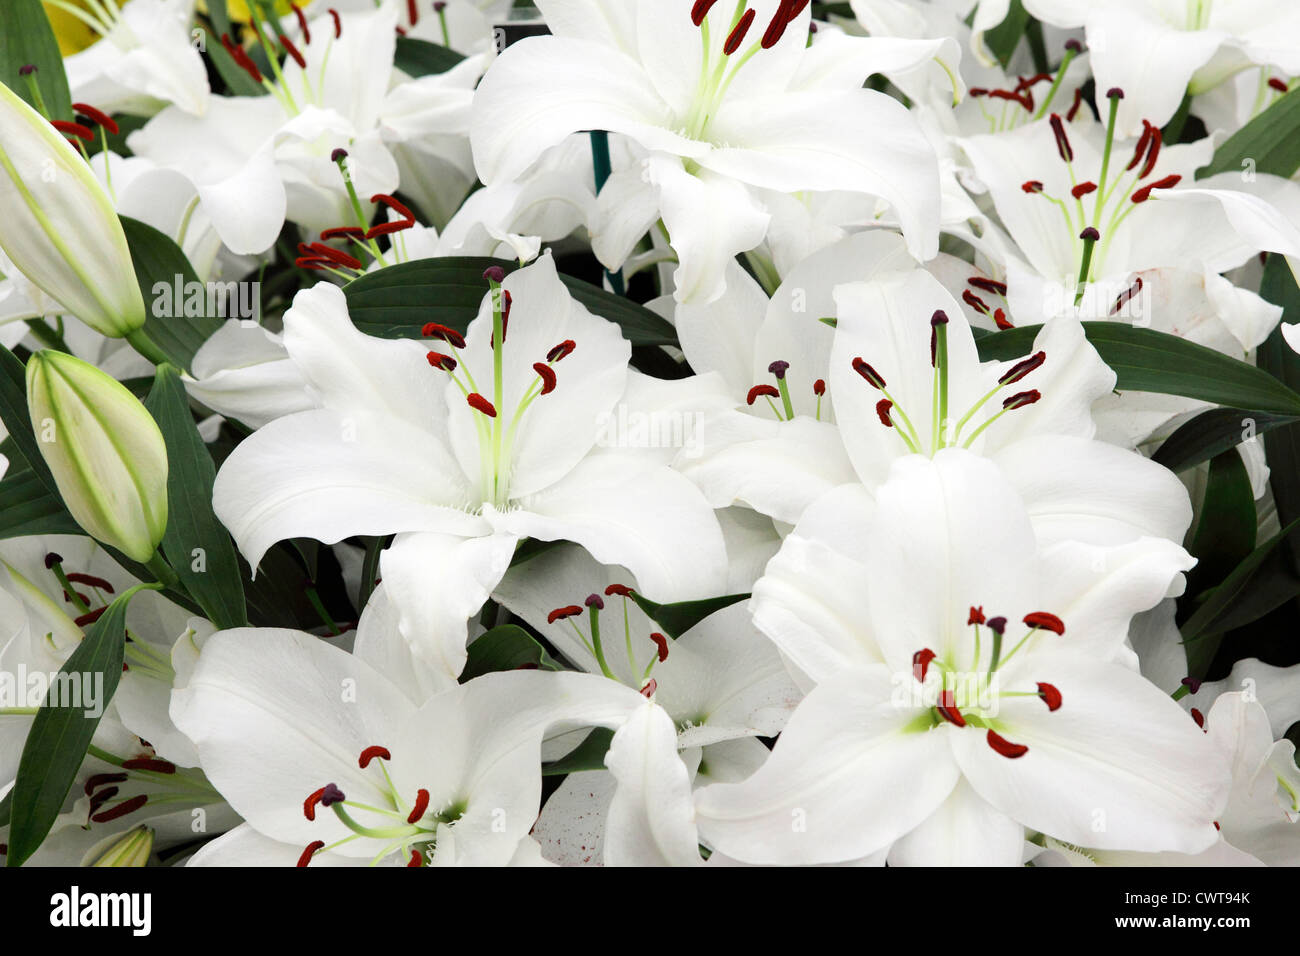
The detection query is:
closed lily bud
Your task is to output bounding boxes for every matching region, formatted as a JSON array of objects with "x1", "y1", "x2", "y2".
[
  {"x1": 88, "y1": 825, "x2": 154, "y2": 867},
  {"x1": 26, "y1": 351, "x2": 168, "y2": 563},
  {"x1": 0, "y1": 80, "x2": 145, "y2": 337}
]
